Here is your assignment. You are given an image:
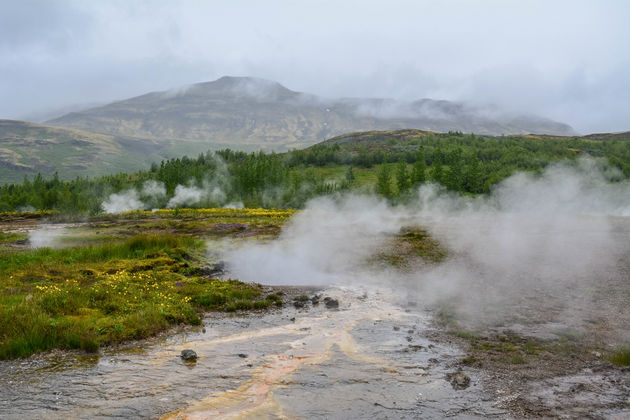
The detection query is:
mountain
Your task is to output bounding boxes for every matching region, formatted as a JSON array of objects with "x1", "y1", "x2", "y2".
[
  {"x1": 47, "y1": 76, "x2": 575, "y2": 150},
  {"x1": 0, "y1": 120, "x2": 211, "y2": 184}
]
